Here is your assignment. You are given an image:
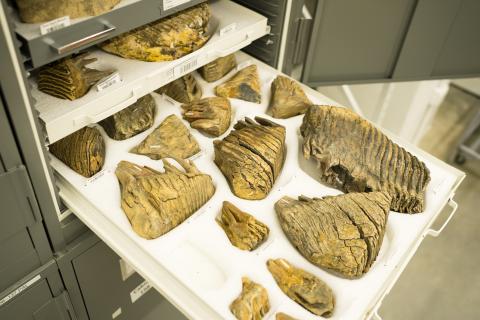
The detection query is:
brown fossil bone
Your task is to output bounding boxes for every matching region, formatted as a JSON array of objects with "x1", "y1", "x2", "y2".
[
  {"x1": 213, "y1": 117, "x2": 286, "y2": 200},
  {"x1": 267, "y1": 258, "x2": 335, "y2": 317},
  {"x1": 216, "y1": 201, "x2": 269, "y2": 251},
  {"x1": 155, "y1": 74, "x2": 202, "y2": 103},
  {"x1": 230, "y1": 277, "x2": 270, "y2": 320},
  {"x1": 276, "y1": 313, "x2": 299, "y2": 320},
  {"x1": 275, "y1": 192, "x2": 391, "y2": 279},
  {"x1": 215, "y1": 65, "x2": 261, "y2": 103},
  {"x1": 131, "y1": 114, "x2": 200, "y2": 160},
  {"x1": 199, "y1": 54, "x2": 237, "y2": 82},
  {"x1": 269, "y1": 75, "x2": 312, "y2": 119},
  {"x1": 15, "y1": 0, "x2": 120, "y2": 23},
  {"x1": 49, "y1": 127, "x2": 105, "y2": 178},
  {"x1": 181, "y1": 97, "x2": 231, "y2": 137},
  {"x1": 99, "y1": 94, "x2": 156, "y2": 140},
  {"x1": 115, "y1": 159, "x2": 215, "y2": 239},
  {"x1": 100, "y1": 3, "x2": 211, "y2": 62},
  {"x1": 301, "y1": 105, "x2": 431, "y2": 213},
  {"x1": 38, "y1": 53, "x2": 114, "y2": 101}
]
